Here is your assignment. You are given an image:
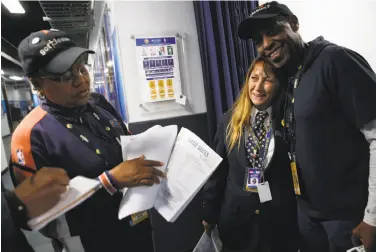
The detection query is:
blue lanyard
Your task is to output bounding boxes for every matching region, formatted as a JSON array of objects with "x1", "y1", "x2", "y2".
[{"x1": 248, "y1": 124, "x2": 273, "y2": 169}]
